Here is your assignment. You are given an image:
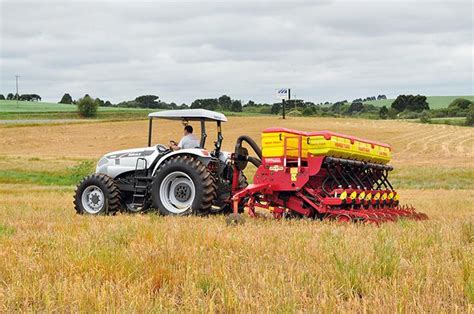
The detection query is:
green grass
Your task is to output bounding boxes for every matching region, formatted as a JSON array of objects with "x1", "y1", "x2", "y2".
[
  {"x1": 0, "y1": 100, "x2": 152, "y2": 113},
  {"x1": 364, "y1": 96, "x2": 474, "y2": 109},
  {"x1": 0, "y1": 100, "x2": 77, "y2": 113},
  {"x1": 0, "y1": 110, "x2": 155, "y2": 121},
  {"x1": 391, "y1": 166, "x2": 474, "y2": 190},
  {"x1": 0, "y1": 161, "x2": 94, "y2": 186},
  {"x1": 0, "y1": 224, "x2": 15, "y2": 237},
  {"x1": 0, "y1": 99, "x2": 159, "y2": 121},
  {"x1": 423, "y1": 117, "x2": 469, "y2": 127},
  {"x1": 0, "y1": 100, "x2": 268, "y2": 121}
]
